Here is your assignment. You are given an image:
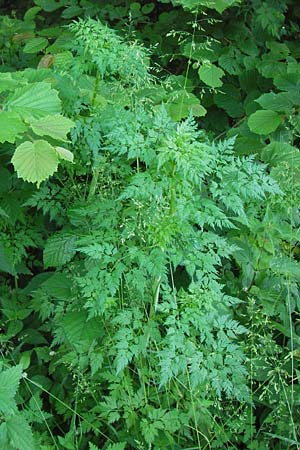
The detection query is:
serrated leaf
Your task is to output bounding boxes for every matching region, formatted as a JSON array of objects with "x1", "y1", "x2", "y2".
[
  {"x1": 198, "y1": 63, "x2": 224, "y2": 88},
  {"x1": 43, "y1": 234, "x2": 77, "y2": 268},
  {"x1": 34, "y1": 0, "x2": 65, "y2": 12},
  {"x1": 0, "y1": 365, "x2": 23, "y2": 414},
  {"x1": 23, "y1": 37, "x2": 48, "y2": 54},
  {"x1": 0, "y1": 112, "x2": 26, "y2": 143},
  {"x1": 12, "y1": 140, "x2": 59, "y2": 186},
  {"x1": 261, "y1": 142, "x2": 300, "y2": 165},
  {"x1": 0, "y1": 244, "x2": 16, "y2": 275},
  {"x1": 61, "y1": 312, "x2": 100, "y2": 344},
  {"x1": 30, "y1": 115, "x2": 75, "y2": 141},
  {"x1": 214, "y1": 84, "x2": 243, "y2": 118},
  {"x1": 56, "y1": 146, "x2": 74, "y2": 162},
  {"x1": 248, "y1": 110, "x2": 282, "y2": 135},
  {"x1": 0, "y1": 73, "x2": 24, "y2": 93},
  {"x1": 107, "y1": 443, "x2": 126, "y2": 450},
  {"x1": 6, "y1": 414, "x2": 36, "y2": 450},
  {"x1": 256, "y1": 92, "x2": 294, "y2": 113},
  {"x1": 6, "y1": 82, "x2": 61, "y2": 120},
  {"x1": 89, "y1": 444, "x2": 99, "y2": 450}
]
